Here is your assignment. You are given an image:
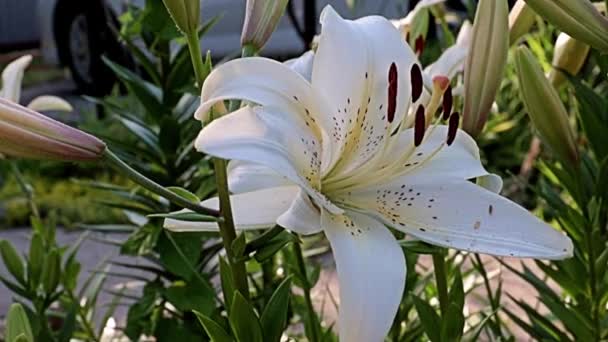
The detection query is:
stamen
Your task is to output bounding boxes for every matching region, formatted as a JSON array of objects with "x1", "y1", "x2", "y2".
[
  {"x1": 387, "y1": 62, "x2": 398, "y2": 123},
  {"x1": 447, "y1": 112, "x2": 460, "y2": 146},
  {"x1": 414, "y1": 105, "x2": 426, "y2": 146},
  {"x1": 410, "y1": 64, "x2": 423, "y2": 103},
  {"x1": 442, "y1": 86, "x2": 453, "y2": 120},
  {"x1": 415, "y1": 36, "x2": 425, "y2": 55}
]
